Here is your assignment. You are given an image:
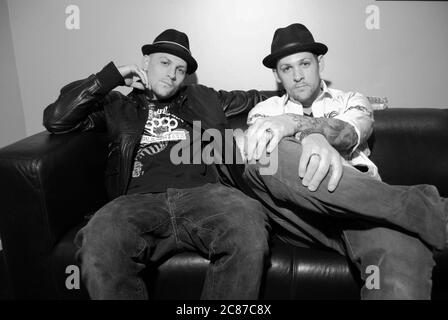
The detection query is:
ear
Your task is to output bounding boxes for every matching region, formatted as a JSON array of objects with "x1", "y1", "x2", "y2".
[
  {"x1": 142, "y1": 55, "x2": 150, "y2": 71},
  {"x1": 273, "y1": 69, "x2": 282, "y2": 84},
  {"x1": 317, "y1": 55, "x2": 325, "y2": 74}
]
